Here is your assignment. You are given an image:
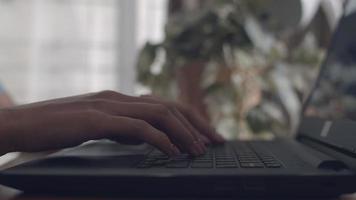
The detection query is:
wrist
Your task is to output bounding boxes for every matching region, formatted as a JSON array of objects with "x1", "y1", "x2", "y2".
[{"x1": 0, "y1": 109, "x2": 17, "y2": 155}]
